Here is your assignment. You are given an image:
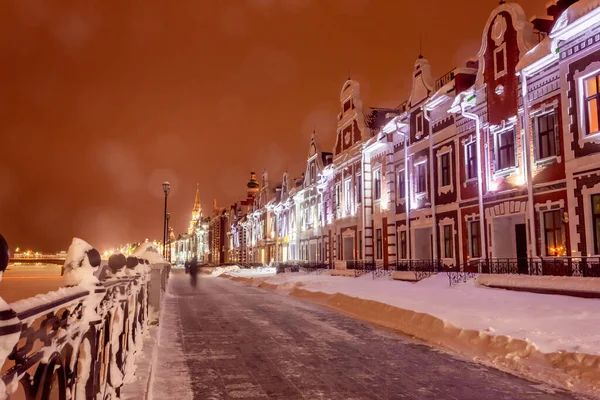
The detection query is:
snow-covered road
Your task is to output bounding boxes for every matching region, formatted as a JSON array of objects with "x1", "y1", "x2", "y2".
[{"x1": 151, "y1": 272, "x2": 580, "y2": 400}]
